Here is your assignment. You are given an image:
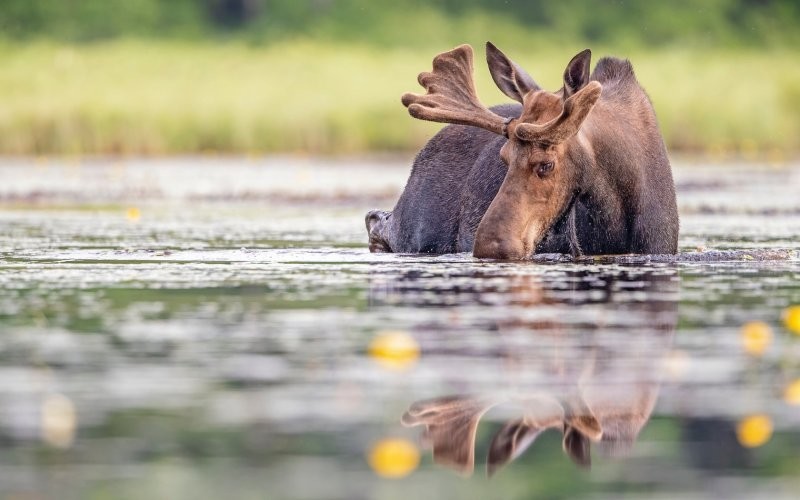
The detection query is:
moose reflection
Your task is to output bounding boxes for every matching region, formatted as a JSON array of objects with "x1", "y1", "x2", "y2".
[{"x1": 373, "y1": 265, "x2": 678, "y2": 476}]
